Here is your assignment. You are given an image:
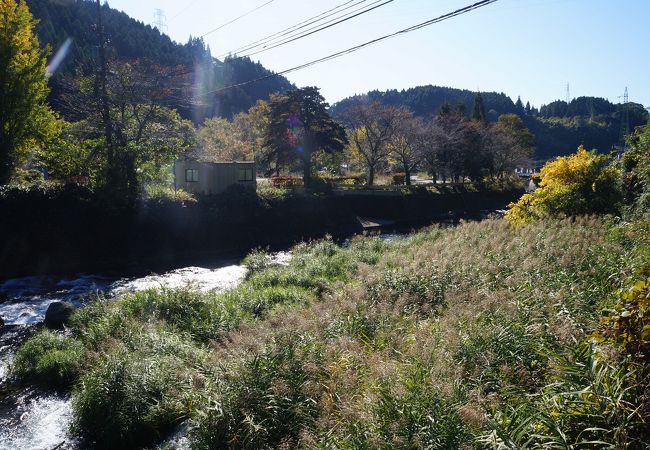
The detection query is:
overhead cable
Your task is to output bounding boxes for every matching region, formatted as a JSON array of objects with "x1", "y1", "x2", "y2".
[{"x1": 201, "y1": 0, "x2": 500, "y2": 96}]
